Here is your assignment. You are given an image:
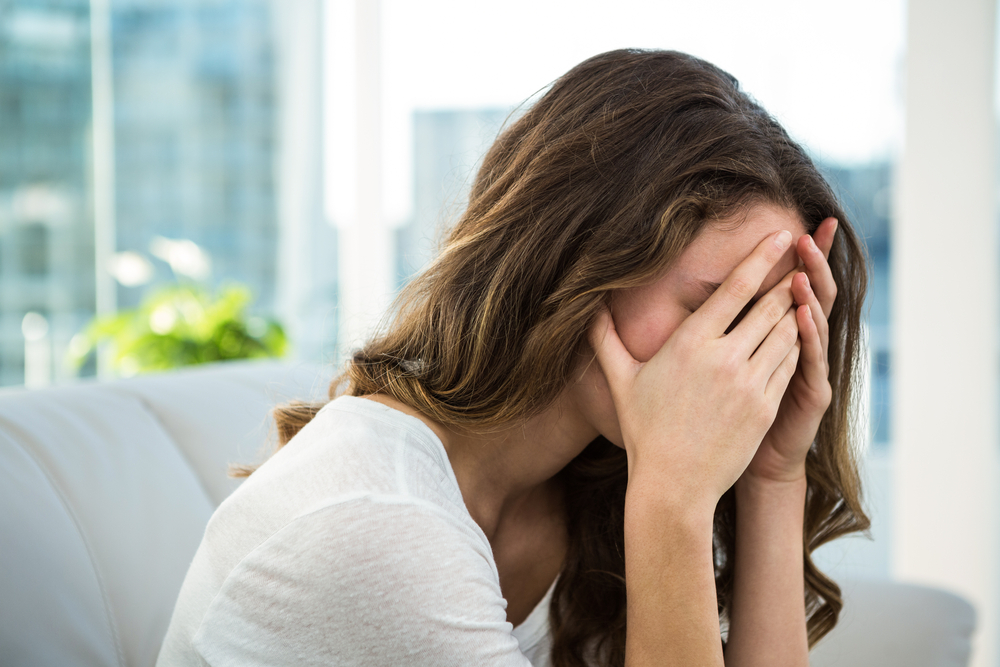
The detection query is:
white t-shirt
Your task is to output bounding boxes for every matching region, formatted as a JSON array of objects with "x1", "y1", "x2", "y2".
[{"x1": 157, "y1": 396, "x2": 554, "y2": 667}]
